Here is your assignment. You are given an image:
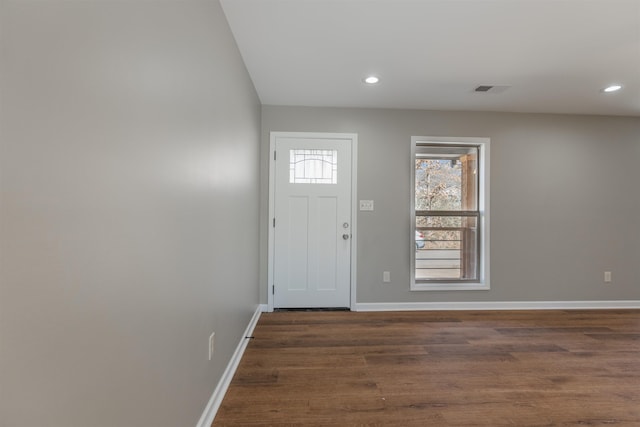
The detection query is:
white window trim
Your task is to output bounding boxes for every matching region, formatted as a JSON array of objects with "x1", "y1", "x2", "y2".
[{"x1": 410, "y1": 136, "x2": 490, "y2": 291}]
